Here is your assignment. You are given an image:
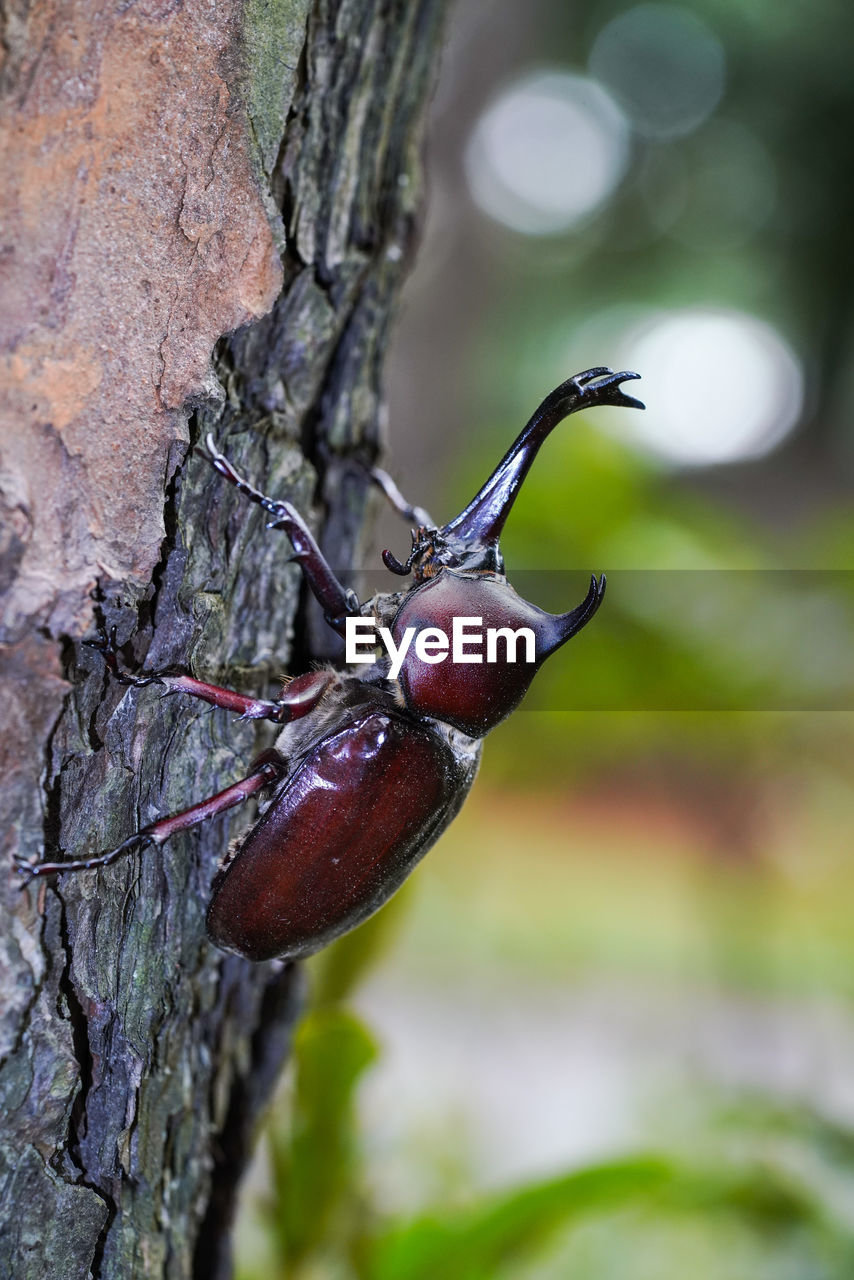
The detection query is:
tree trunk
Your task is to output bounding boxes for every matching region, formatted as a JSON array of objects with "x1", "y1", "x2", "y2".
[{"x1": 0, "y1": 1, "x2": 446, "y2": 1276}]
